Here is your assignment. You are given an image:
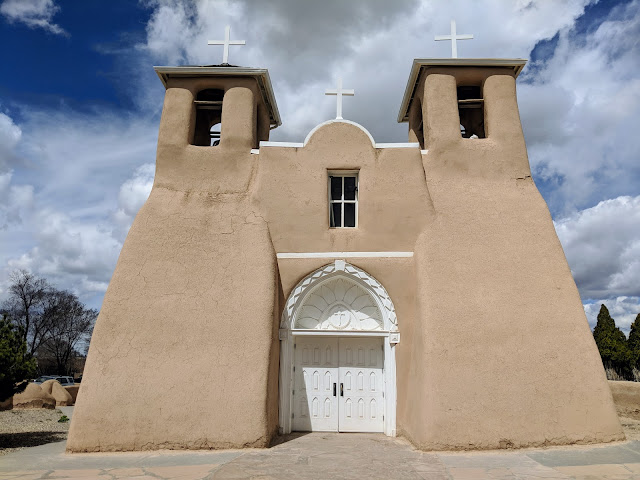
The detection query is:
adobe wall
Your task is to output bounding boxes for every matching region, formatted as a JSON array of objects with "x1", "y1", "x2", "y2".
[
  {"x1": 255, "y1": 123, "x2": 435, "y2": 431},
  {"x1": 67, "y1": 79, "x2": 280, "y2": 452},
  {"x1": 69, "y1": 65, "x2": 624, "y2": 452},
  {"x1": 400, "y1": 69, "x2": 623, "y2": 449}
]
